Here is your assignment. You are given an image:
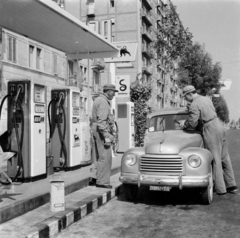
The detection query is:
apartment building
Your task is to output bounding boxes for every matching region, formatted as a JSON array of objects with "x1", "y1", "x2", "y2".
[{"x1": 63, "y1": 0, "x2": 184, "y2": 110}]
